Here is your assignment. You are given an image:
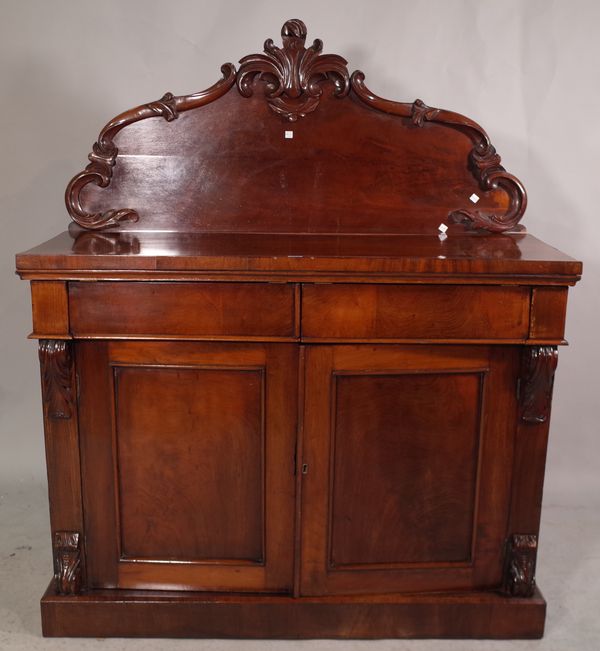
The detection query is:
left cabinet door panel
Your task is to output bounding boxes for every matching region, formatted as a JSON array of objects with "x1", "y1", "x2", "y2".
[{"x1": 77, "y1": 340, "x2": 297, "y2": 592}]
